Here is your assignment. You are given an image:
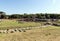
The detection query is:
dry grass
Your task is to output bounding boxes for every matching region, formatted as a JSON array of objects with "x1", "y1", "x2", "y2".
[
  {"x1": 0, "y1": 19, "x2": 60, "y2": 41},
  {"x1": 0, "y1": 26, "x2": 60, "y2": 41}
]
